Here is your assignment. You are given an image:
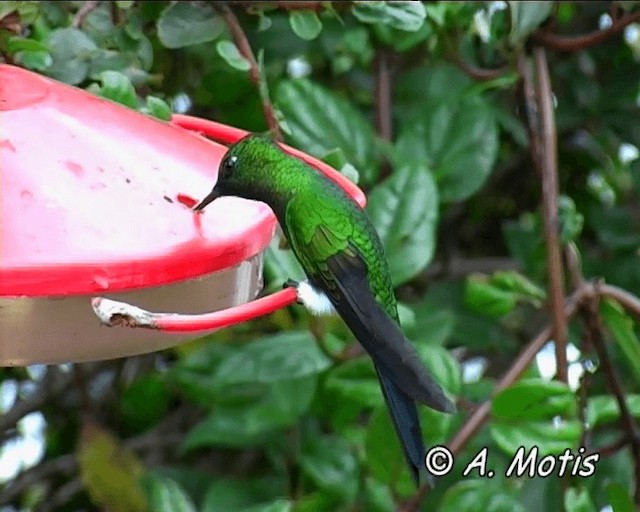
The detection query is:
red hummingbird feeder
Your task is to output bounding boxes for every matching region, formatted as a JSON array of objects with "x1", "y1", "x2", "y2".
[{"x1": 0, "y1": 64, "x2": 365, "y2": 365}]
